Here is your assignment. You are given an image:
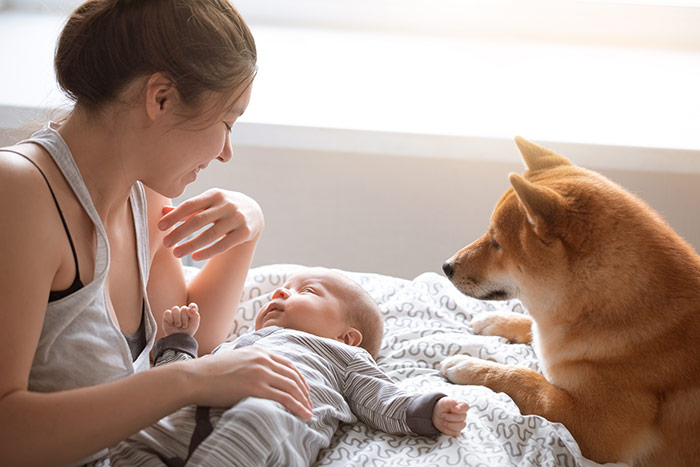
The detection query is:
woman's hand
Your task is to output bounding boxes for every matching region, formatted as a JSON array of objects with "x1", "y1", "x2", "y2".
[
  {"x1": 158, "y1": 189, "x2": 264, "y2": 261},
  {"x1": 180, "y1": 347, "x2": 314, "y2": 420}
]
